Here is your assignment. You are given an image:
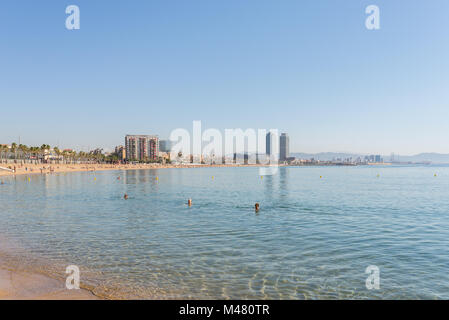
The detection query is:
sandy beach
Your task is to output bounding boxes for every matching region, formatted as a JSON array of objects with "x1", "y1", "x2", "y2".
[
  {"x1": 0, "y1": 265, "x2": 98, "y2": 300},
  {"x1": 0, "y1": 162, "x2": 268, "y2": 177},
  {"x1": 0, "y1": 235, "x2": 99, "y2": 300}
]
